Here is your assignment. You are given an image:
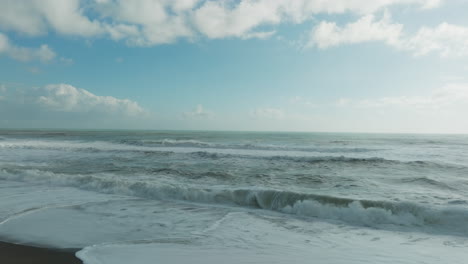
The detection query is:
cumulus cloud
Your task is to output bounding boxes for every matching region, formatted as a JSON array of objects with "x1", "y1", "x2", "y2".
[
  {"x1": 309, "y1": 13, "x2": 468, "y2": 57},
  {"x1": 36, "y1": 84, "x2": 145, "y2": 116},
  {"x1": 0, "y1": 83, "x2": 148, "y2": 128},
  {"x1": 96, "y1": 0, "x2": 195, "y2": 45},
  {"x1": 295, "y1": 0, "x2": 443, "y2": 14},
  {"x1": 192, "y1": 0, "x2": 282, "y2": 39},
  {"x1": 183, "y1": 104, "x2": 214, "y2": 119},
  {"x1": 191, "y1": 0, "x2": 442, "y2": 33},
  {"x1": 309, "y1": 13, "x2": 403, "y2": 49},
  {"x1": 0, "y1": 0, "x2": 443, "y2": 46},
  {"x1": 0, "y1": 0, "x2": 102, "y2": 36},
  {"x1": 0, "y1": 33, "x2": 56, "y2": 62},
  {"x1": 0, "y1": 0, "x2": 462, "y2": 59},
  {"x1": 97, "y1": 0, "x2": 444, "y2": 43},
  {"x1": 404, "y1": 23, "x2": 468, "y2": 57}
]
